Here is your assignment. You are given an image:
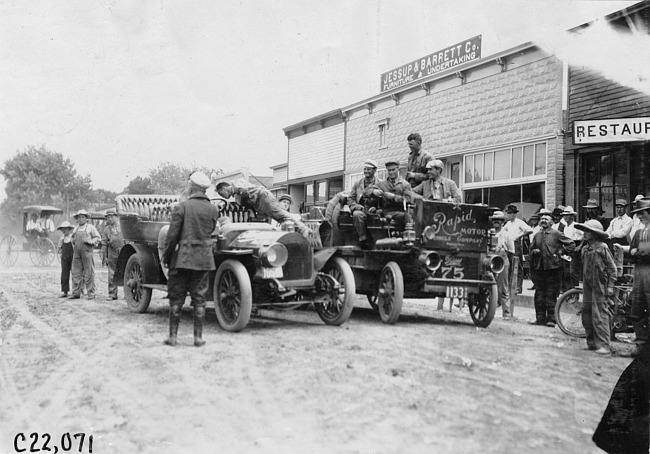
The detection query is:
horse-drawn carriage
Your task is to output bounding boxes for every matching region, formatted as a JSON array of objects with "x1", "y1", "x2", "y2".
[
  {"x1": 113, "y1": 194, "x2": 356, "y2": 332},
  {"x1": 0, "y1": 205, "x2": 63, "y2": 267},
  {"x1": 312, "y1": 199, "x2": 504, "y2": 327}
]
